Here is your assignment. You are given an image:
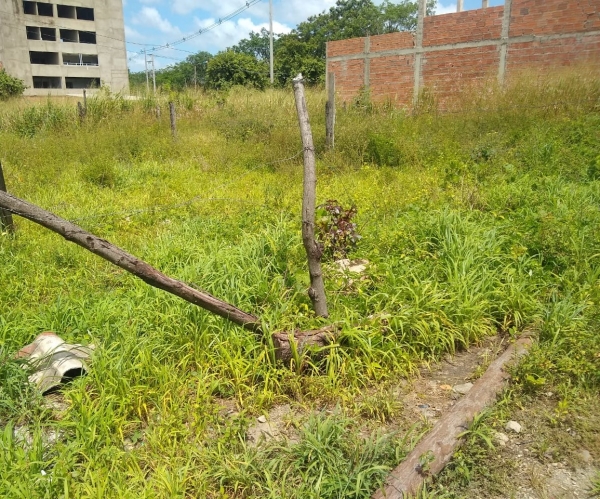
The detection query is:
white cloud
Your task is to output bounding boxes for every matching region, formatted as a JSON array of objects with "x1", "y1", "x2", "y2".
[
  {"x1": 169, "y1": 0, "x2": 335, "y2": 25},
  {"x1": 435, "y1": 1, "x2": 458, "y2": 14},
  {"x1": 186, "y1": 16, "x2": 291, "y2": 52},
  {"x1": 124, "y1": 25, "x2": 146, "y2": 42},
  {"x1": 132, "y1": 7, "x2": 181, "y2": 36}
]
